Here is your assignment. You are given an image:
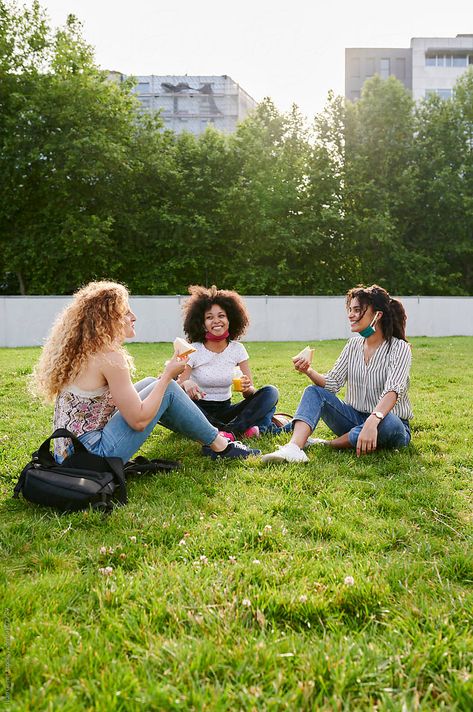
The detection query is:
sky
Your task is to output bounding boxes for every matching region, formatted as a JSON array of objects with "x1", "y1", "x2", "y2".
[{"x1": 39, "y1": 0, "x2": 472, "y2": 119}]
